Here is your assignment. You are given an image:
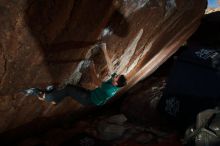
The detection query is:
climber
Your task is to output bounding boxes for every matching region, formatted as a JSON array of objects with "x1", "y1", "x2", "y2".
[{"x1": 22, "y1": 43, "x2": 127, "y2": 106}]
